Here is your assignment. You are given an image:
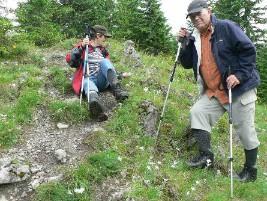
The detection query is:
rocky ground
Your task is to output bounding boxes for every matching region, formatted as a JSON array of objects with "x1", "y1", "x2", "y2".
[
  {"x1": 0, "y1": 47, "x2": 158, "y2": 201},
  {"x1": 0, "y1": 49, "x2": 109, "y2": 201},
  {"x1": 0, "y1": 106, "x2": 105, "y2": 201}
]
